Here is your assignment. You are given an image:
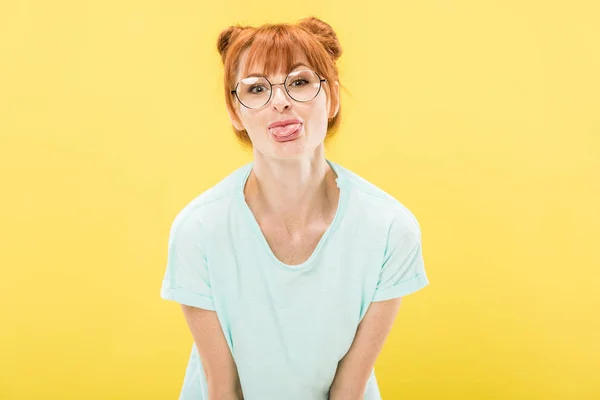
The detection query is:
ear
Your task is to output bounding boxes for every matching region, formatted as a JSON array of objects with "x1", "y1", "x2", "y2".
[{"x1": 328, "y1": 80, "x2": 340, "y2": 119}]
